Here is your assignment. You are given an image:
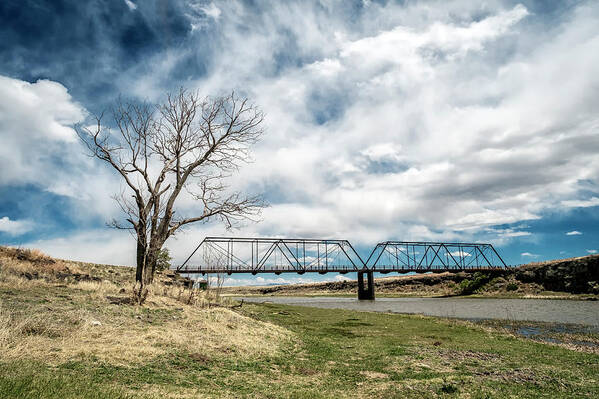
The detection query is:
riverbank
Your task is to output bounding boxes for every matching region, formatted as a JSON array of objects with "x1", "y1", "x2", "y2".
[
  {"x1": 239, "y1": 296, "x2": 599, "y2": 327},
  {"x1": 224, "y1": 254, "x2": 599, "y2": 299}
]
